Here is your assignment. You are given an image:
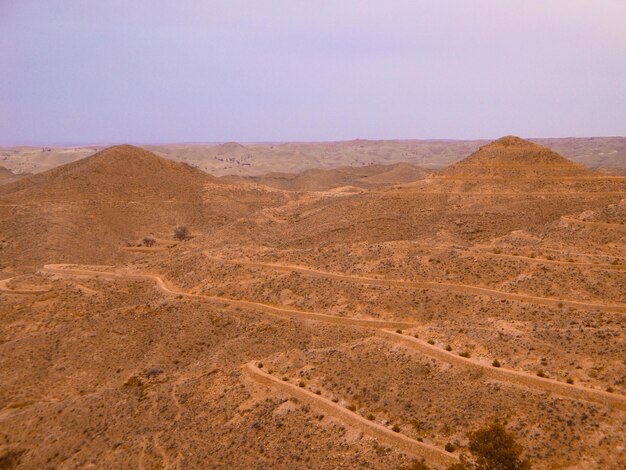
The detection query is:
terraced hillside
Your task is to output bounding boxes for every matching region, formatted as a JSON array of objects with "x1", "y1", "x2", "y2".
[{"x1": 0, "y1": 137, "x2": 624, "y2": 469}]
